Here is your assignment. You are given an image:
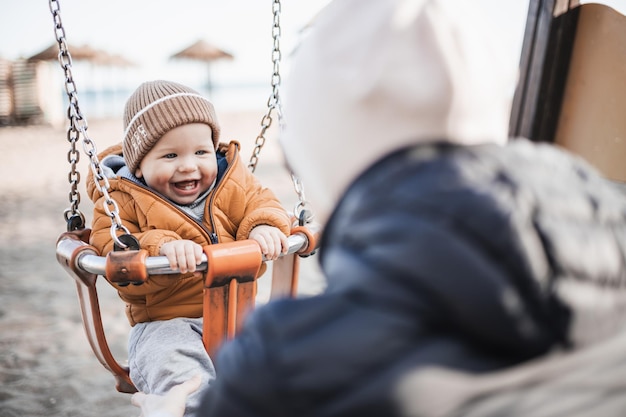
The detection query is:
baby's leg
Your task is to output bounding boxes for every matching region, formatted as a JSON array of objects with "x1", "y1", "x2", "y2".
[{"x1": 128, "y1": 317, "x2": 215, "y2": 417}]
